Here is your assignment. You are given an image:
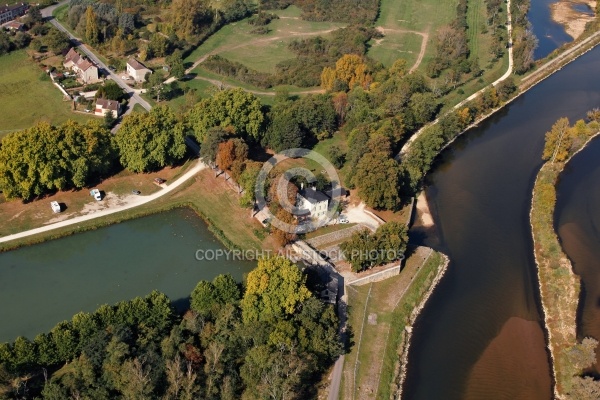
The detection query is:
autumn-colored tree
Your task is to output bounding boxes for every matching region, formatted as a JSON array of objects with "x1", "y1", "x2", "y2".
[
  {"x1": 332, "y1": 92, "x2": 348, "y2": 121},
  {"x1": 320, "y1": 54, "x2": 371, "y2": 91},
  {"x1": 169, "y1": 0, "x2": 212, "y2": 40},
  {"x1": 215, "y1": 139, "x2": 248, "y2": 171},
  {"x1": 542, "y1": 117, "x2": 572, "y2": 163},
  {"x1": 241, "y1": 257, "x2": 311, "y2": 323},
  {"x1": 85, "y1": 6, "x2": 99, "y2": 45}
]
